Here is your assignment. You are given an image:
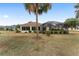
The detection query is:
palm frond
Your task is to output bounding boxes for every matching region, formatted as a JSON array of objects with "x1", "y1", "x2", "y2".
[{"x1": 24, "y1": 3, "x2": 52, "y2": 15}]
